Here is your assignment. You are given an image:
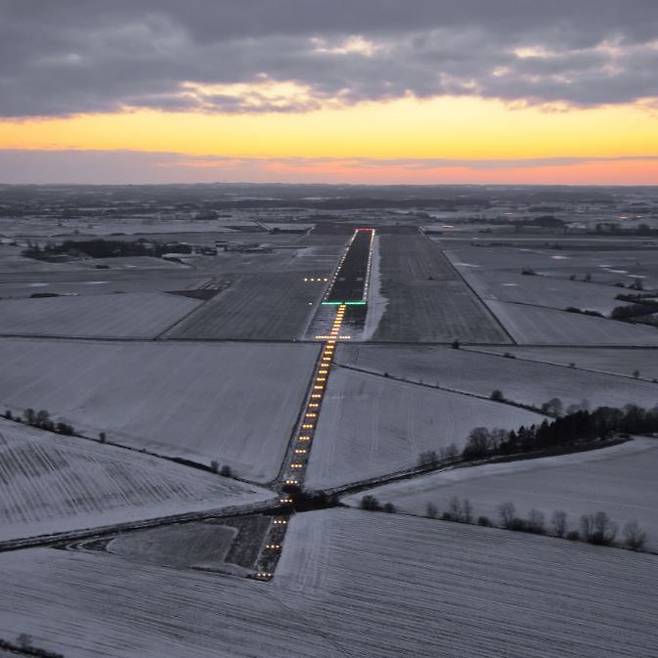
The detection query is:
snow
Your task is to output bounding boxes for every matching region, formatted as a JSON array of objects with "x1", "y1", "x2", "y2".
[
  {"x1": 0, "y1": 338, "x2": 319, "y2": 481},
  {"x1": 306, "y1": 368, "x2": 545, "y2": 489},
  {"x1": 453, "y1": 261, "x2": 630, "y2": 314},
  {"x1": 361, "y1": 233, "x2": 387, "y2": 341},
  {"x1": 0, "y1": 419, "x2": 275, "y2": 543},
  {"x1": 345, "y1": 438, "x2": 658, "y2": 549},
  {"x1": 486, "y1": 300, "x2": 658, "y2": 345},
  {"x1": 338, "y1": 344, "x2": 658, "y2": 410},
  {"x1": 0, "y1": 292, "x2": 202, "y2": 338},
  {"x1": 469, "y1": 346, "x2": 658, "y2": 382},
  {"x1": 1, "y1": 509, "x2": 657, "y2": 657}
]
